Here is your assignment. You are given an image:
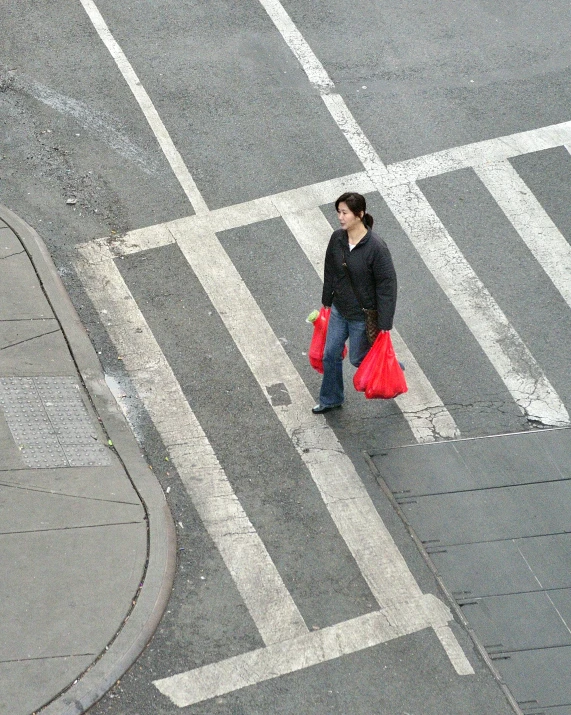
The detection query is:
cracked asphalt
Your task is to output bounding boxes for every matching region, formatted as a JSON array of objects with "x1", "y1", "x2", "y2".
[{"x1": 3, "y1": 0, "x2": 571, "y2": 713}]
